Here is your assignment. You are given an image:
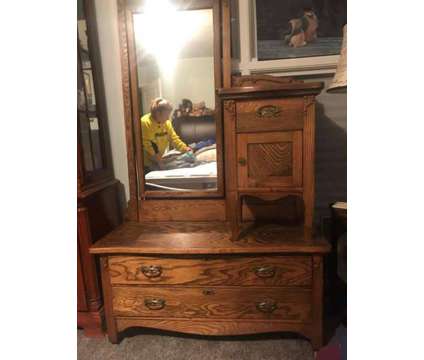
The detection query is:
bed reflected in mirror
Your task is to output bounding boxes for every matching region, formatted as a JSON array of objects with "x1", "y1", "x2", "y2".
[{"x1": 133, "y1": 3, "x2": 217, "y2": 192}]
